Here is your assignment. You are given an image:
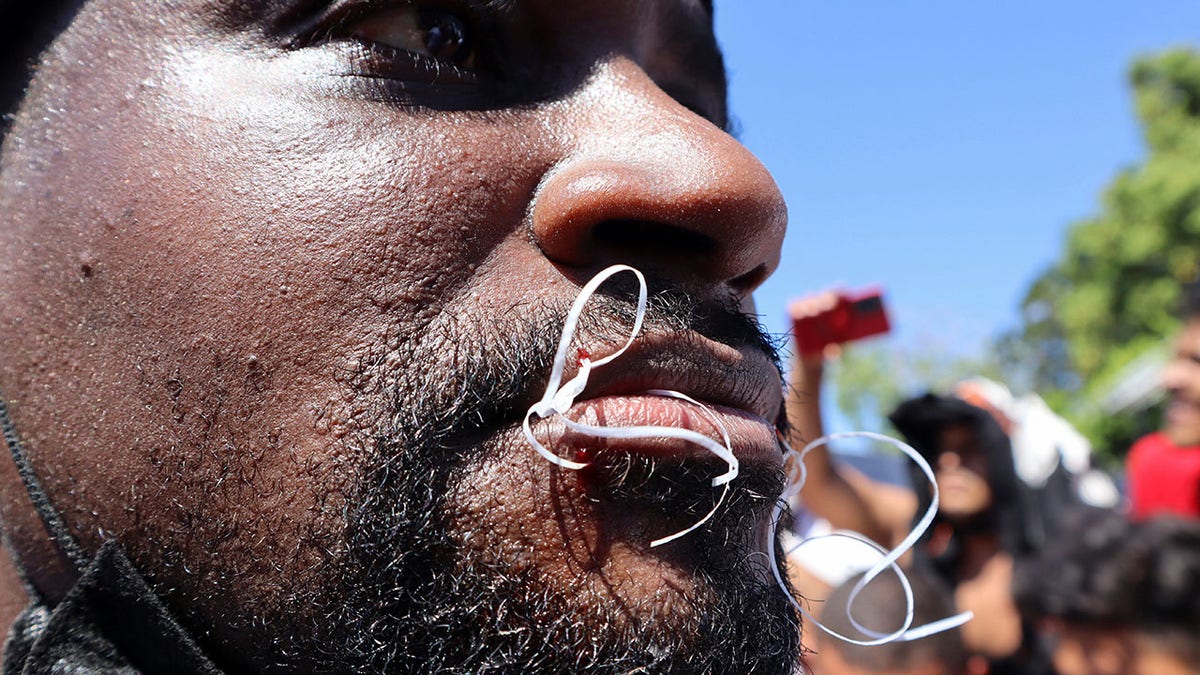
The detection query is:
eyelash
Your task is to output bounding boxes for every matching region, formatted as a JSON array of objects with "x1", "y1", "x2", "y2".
[
  {"x1": 284, "y1": 1, "x2": 726, "y2": 125},
  {"x1": 292, "y1": 1, "x2": 495, "y2": 81}
]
